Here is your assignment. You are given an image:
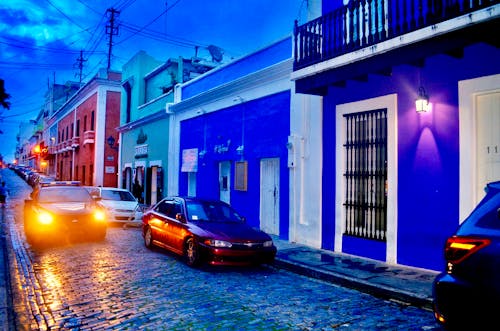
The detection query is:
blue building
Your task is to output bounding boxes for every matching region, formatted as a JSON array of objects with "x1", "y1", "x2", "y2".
[
  {"x1": 292, "y1": 0, "x2": 500, "y2": 270},
  {"x1": 167, "y1": 38, "x2": 293, "y2": 236}
]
